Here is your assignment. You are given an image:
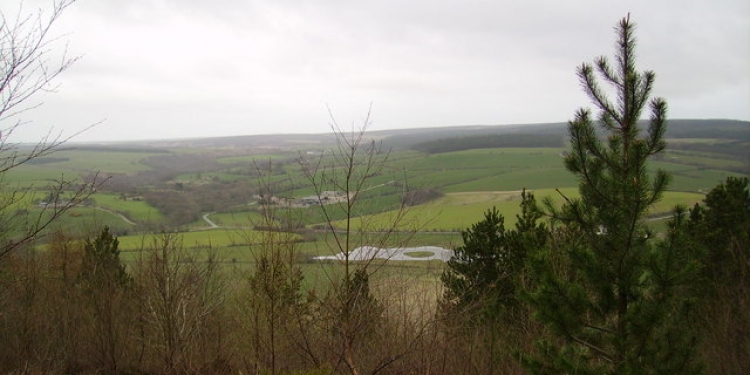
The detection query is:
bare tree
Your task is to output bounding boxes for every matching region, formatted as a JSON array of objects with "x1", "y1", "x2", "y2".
[
  {"x1": 299, "y1": 107, "x2": 430, "y2": 375},
  {"x1": 236, "y1": 159, "x2": 307, "y2": 375},
  {"x1": 0, "y1": 0, "x2": 98, "y2": 259},
  {"x1": 135, "y1": 233, "x2": 226, "y2": 374}
]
